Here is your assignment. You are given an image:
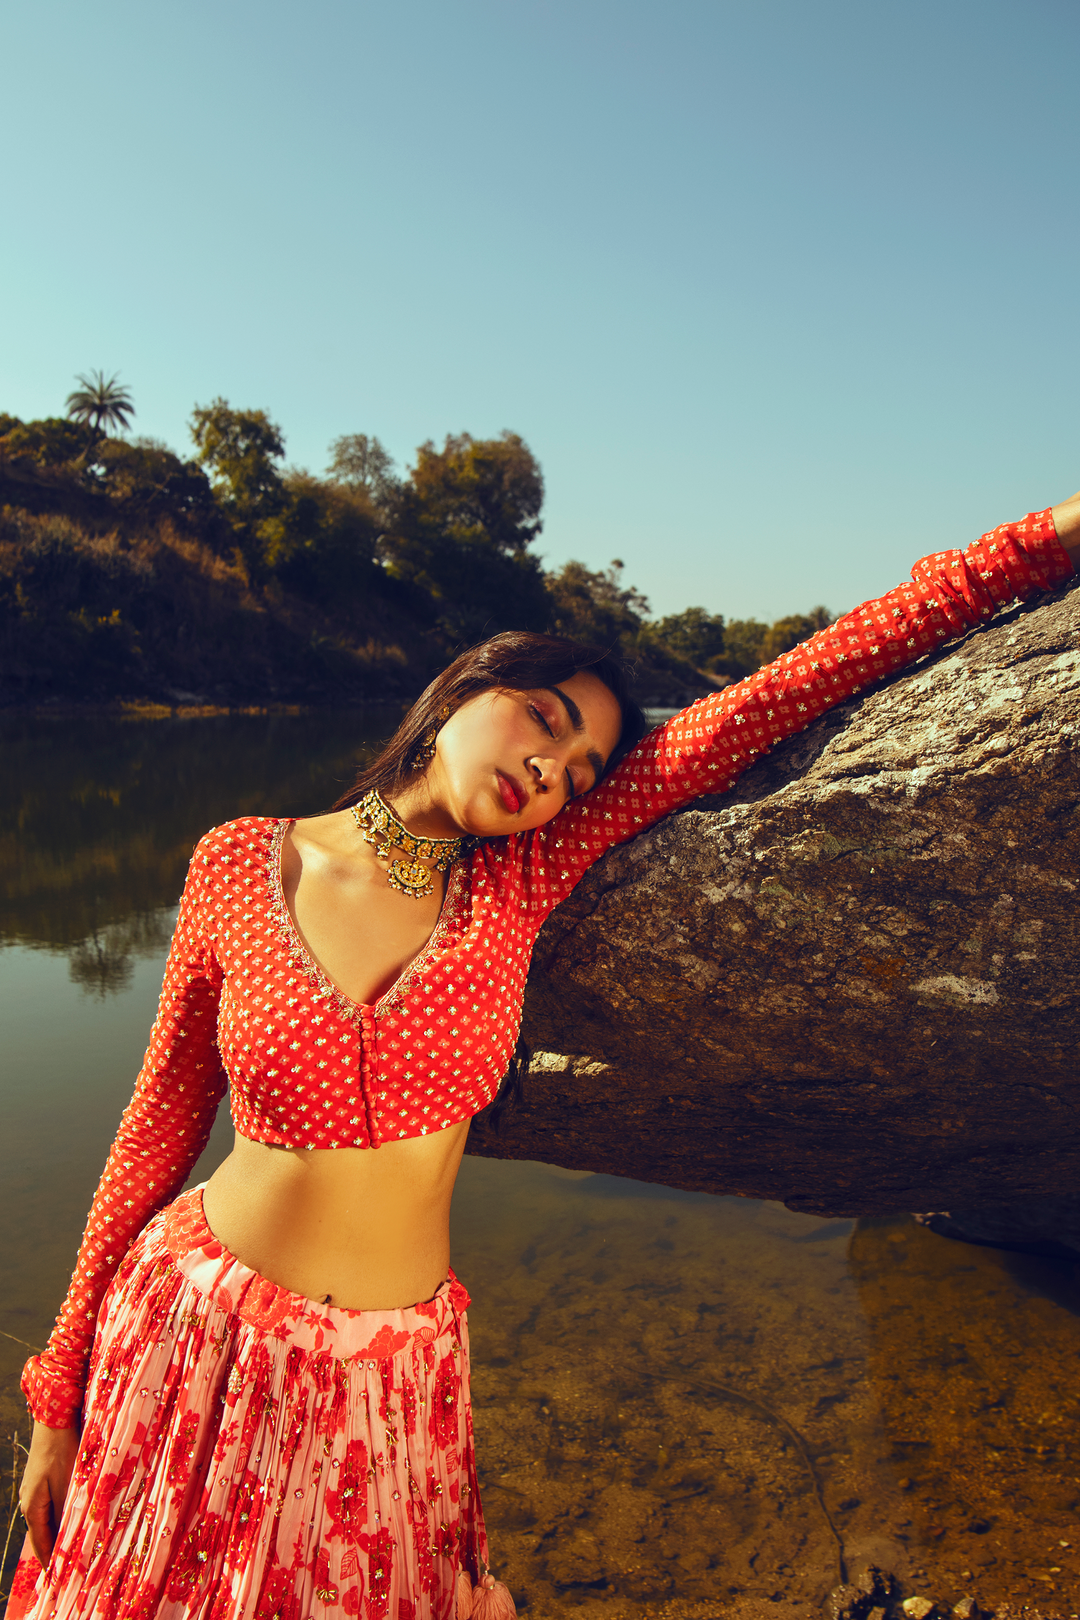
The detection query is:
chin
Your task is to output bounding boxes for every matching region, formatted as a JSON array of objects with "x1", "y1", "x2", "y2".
[{"x1": 451, "y1": 798, "x2": 511, "y2": 838}]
